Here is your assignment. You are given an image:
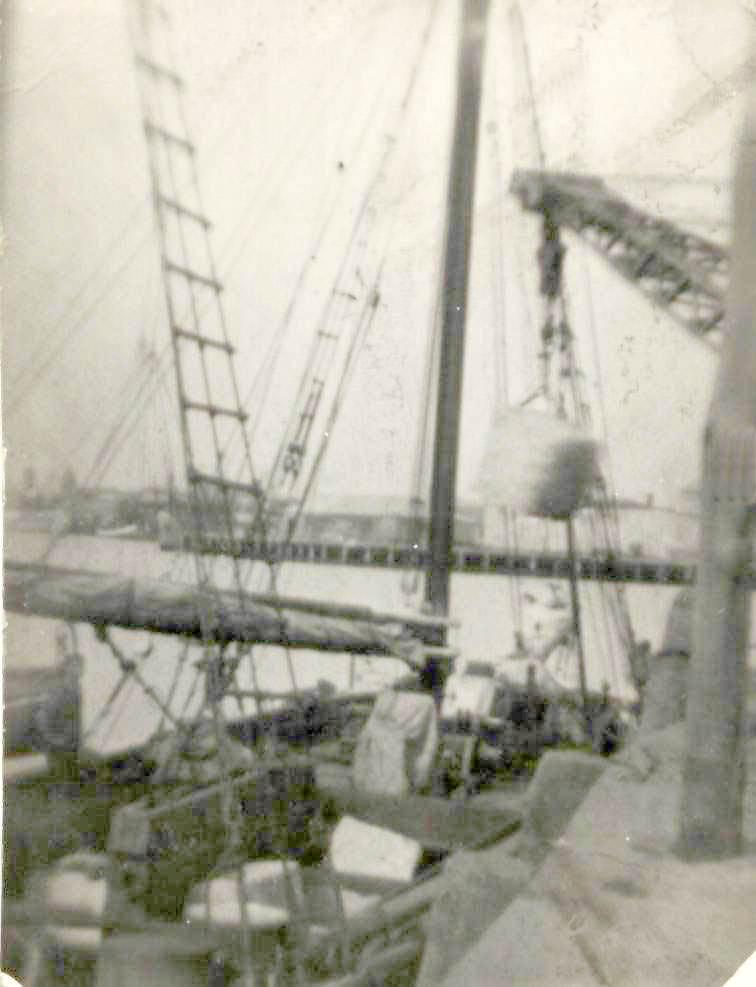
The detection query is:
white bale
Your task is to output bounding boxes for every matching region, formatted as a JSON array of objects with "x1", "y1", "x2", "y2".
[
  {"x1": 441, "y1": 674, "x2": 496, "y2": 719},
  {"x1": 476, "y1": 408, "x2": 598, "y2": 519},
  {"x1": 44, "y1": 852, "x2": 109, "y2": 951},
  {"x1": 184, "y1": 859, "x2": 304, "y2": 931},
  {"x1": 330, "y1": 816, "x2": 422, "y2": 885}
]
